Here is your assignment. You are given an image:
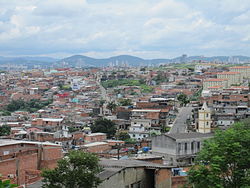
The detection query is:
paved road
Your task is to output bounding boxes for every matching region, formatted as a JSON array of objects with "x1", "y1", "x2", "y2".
[{"x1": 169, "y1": 106, "x2": 193, "y2": 134}]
